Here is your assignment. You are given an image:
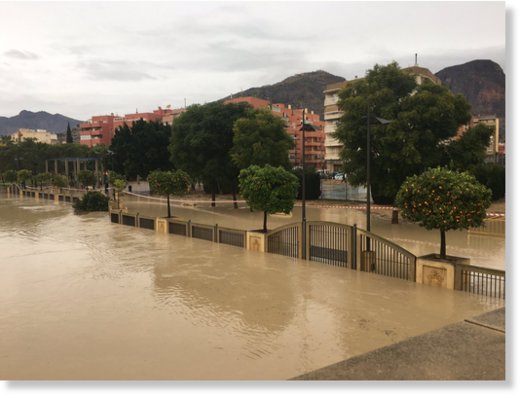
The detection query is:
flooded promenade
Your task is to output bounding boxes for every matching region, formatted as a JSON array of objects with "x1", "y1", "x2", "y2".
[{"x1": 0, "y1": 194, "x2": 504, "y2": 380}]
